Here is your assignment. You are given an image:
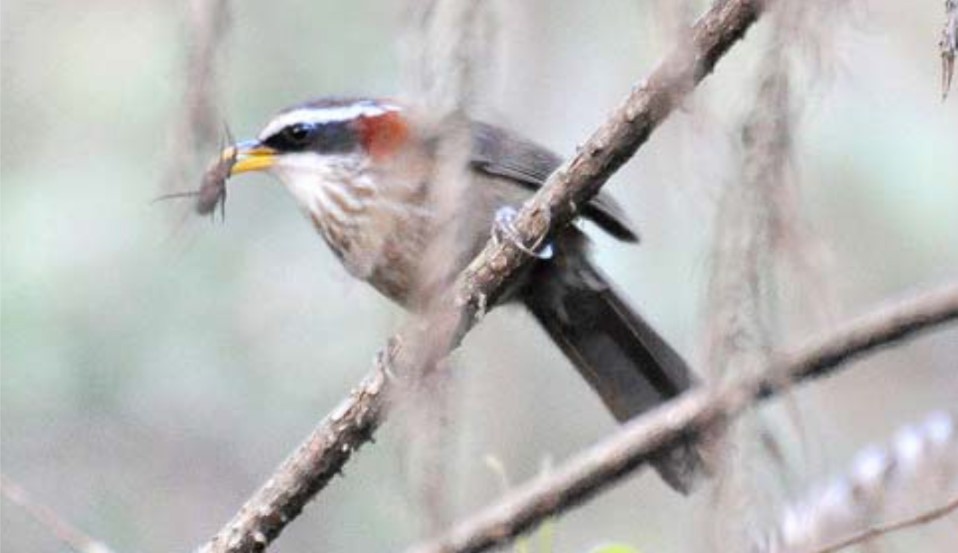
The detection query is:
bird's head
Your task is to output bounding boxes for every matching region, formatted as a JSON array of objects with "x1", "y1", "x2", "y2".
[{"x1": 220, "y1": 98, "x2": 412, "y2": 209}]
